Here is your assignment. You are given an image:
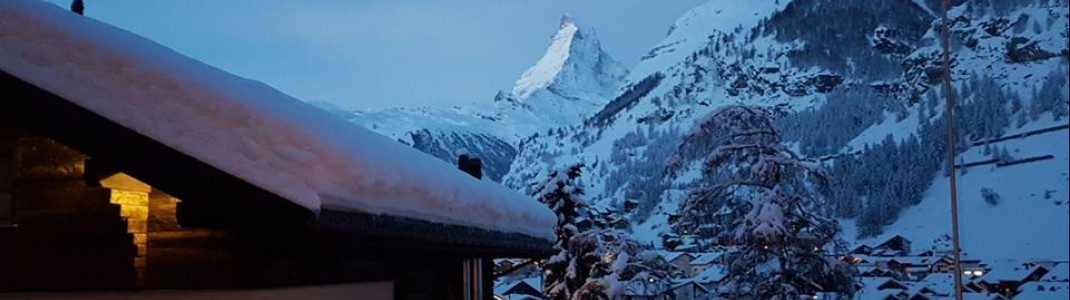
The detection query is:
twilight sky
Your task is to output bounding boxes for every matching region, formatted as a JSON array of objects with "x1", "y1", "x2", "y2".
[{"x1": 42, "y1": 0, "x2": 705, "y2": 109}]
